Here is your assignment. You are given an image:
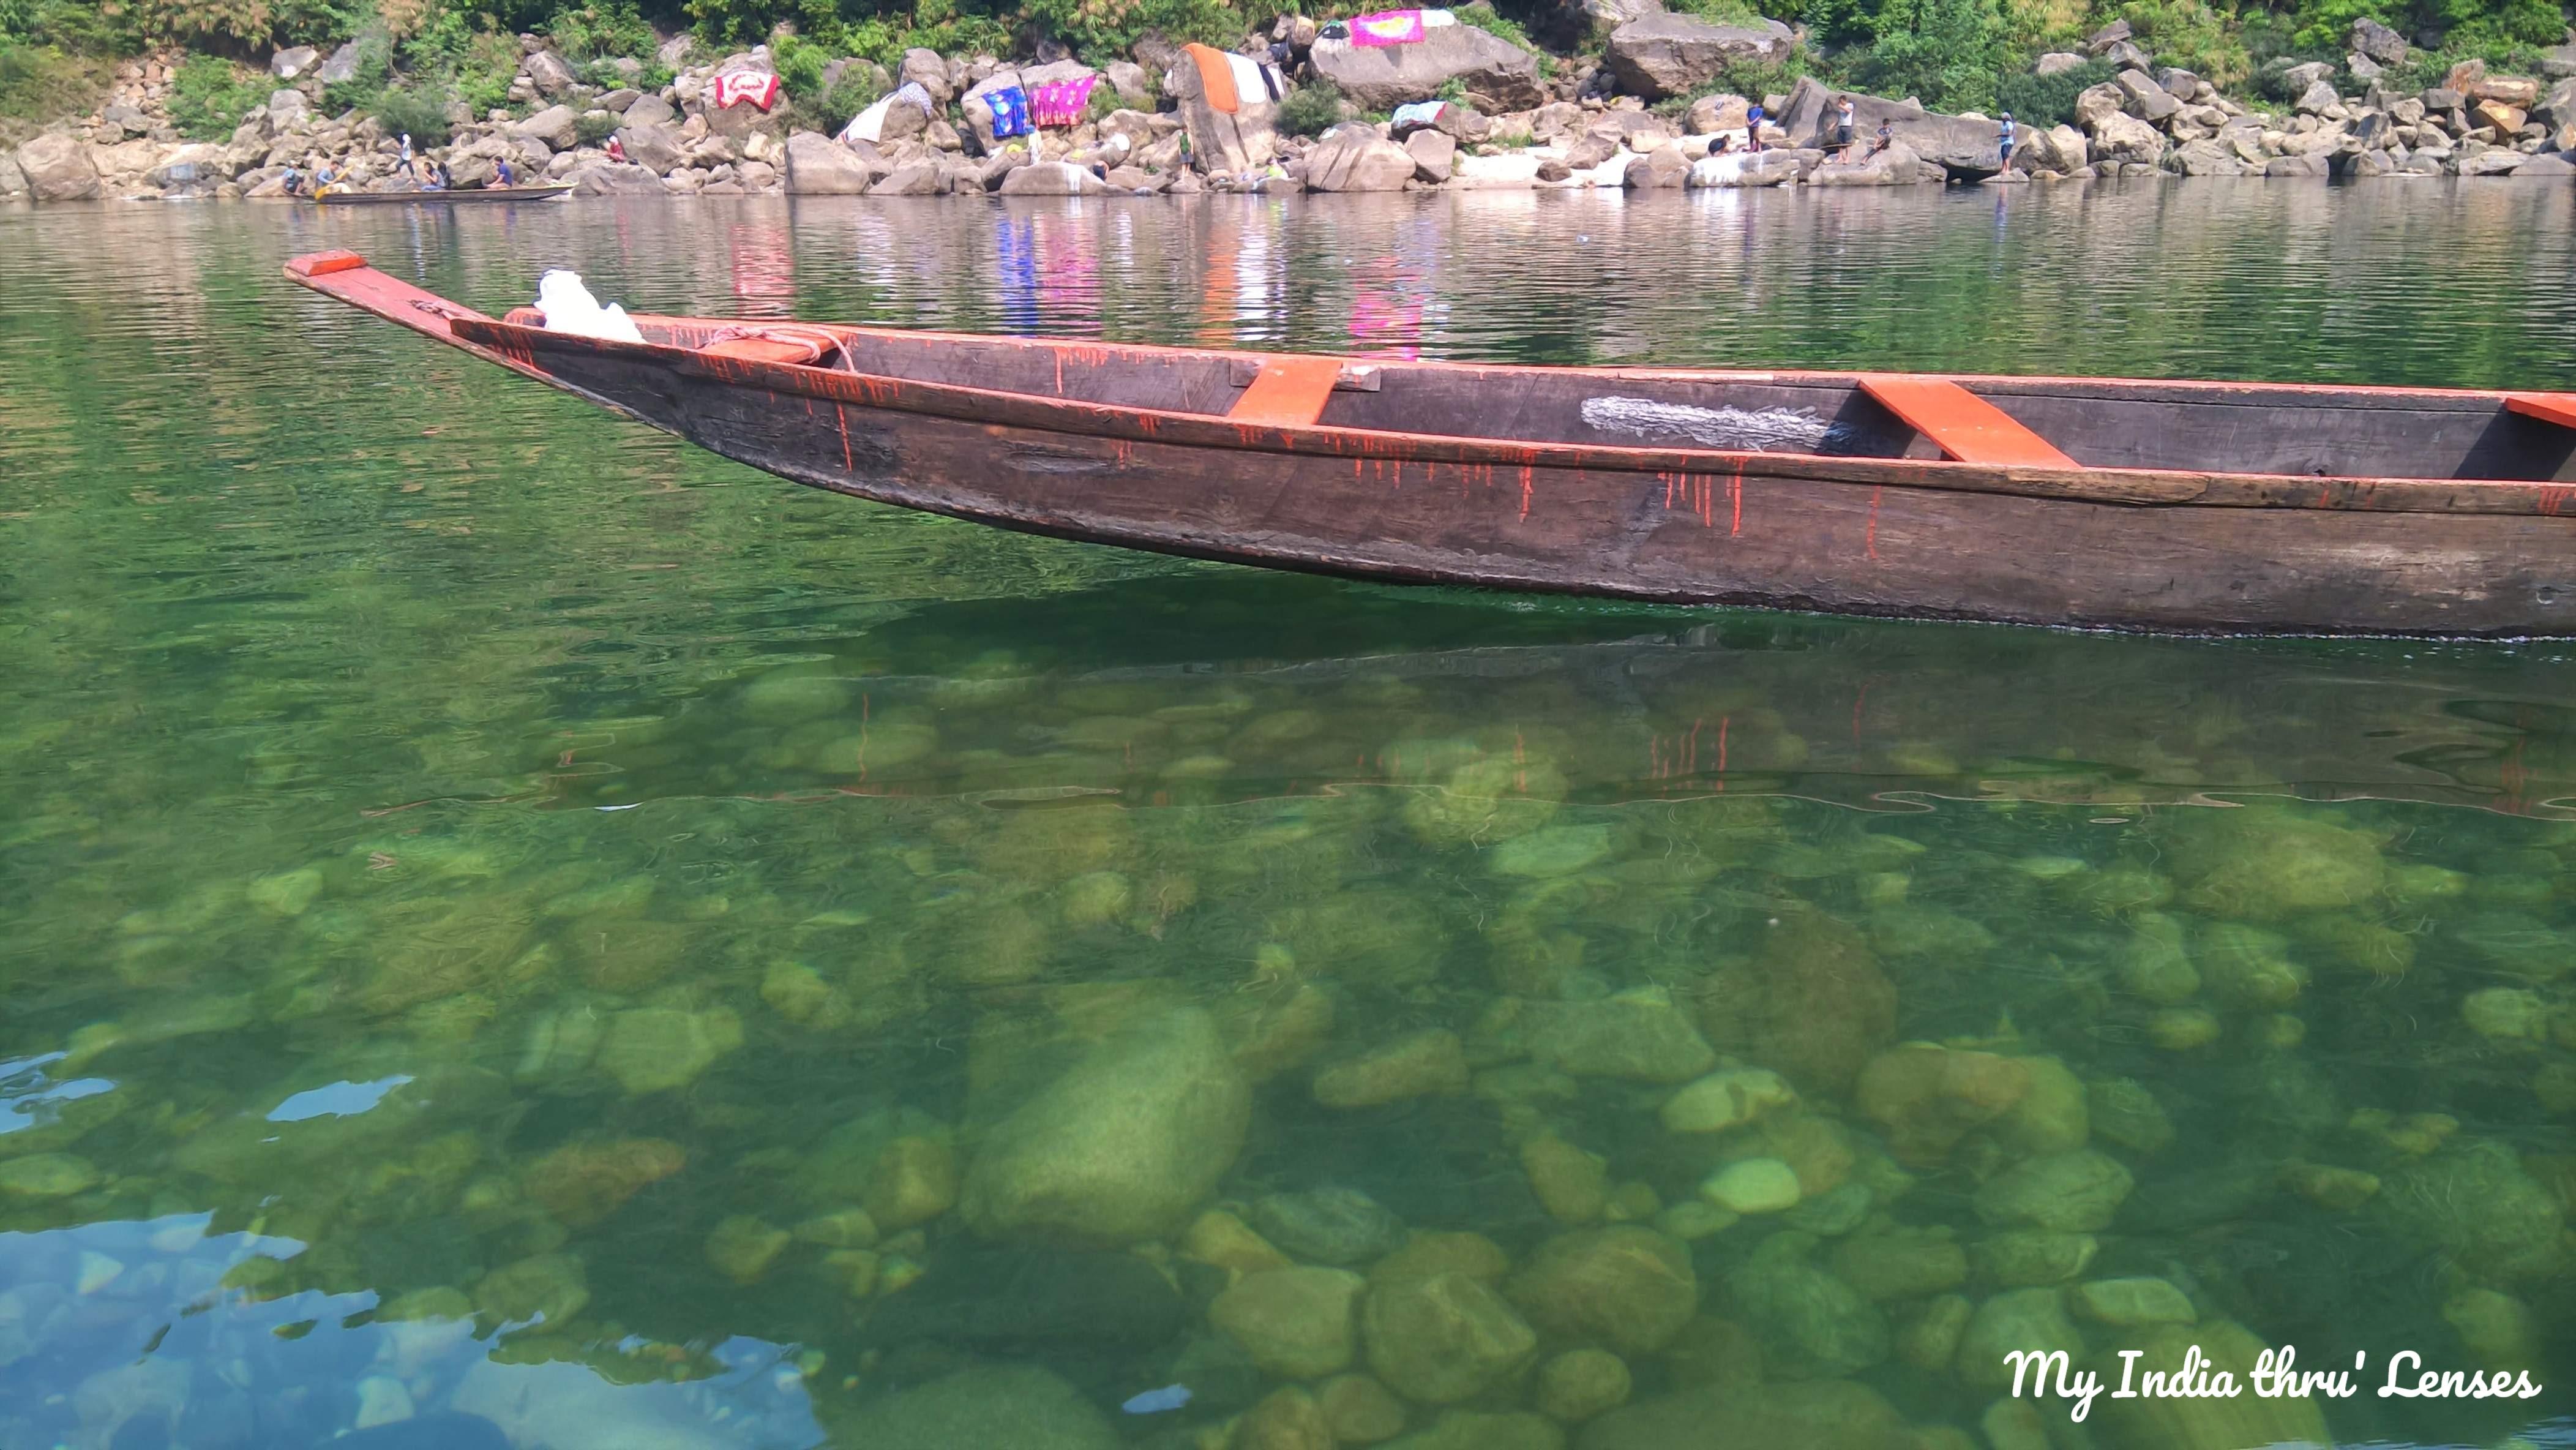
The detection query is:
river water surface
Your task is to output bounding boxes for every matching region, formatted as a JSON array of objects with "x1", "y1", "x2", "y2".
[{"x1": 6, "y1": 184, "x2": 2576, "y2": 1450}]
